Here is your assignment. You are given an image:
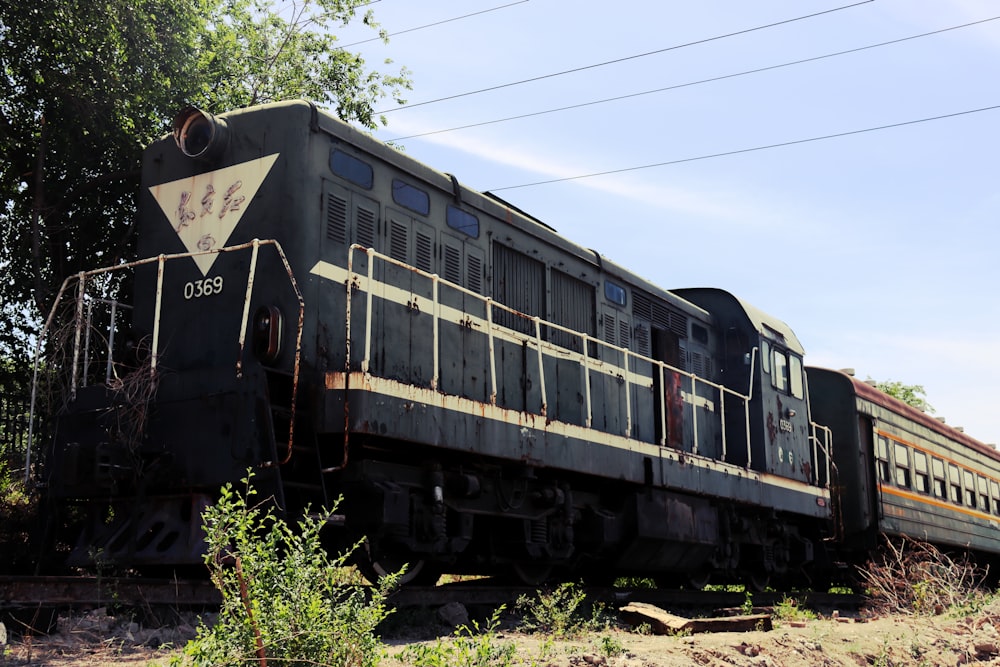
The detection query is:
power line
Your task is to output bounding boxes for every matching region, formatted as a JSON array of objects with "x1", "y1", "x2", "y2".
[
  {"x1": 389, "y1": 15, "x2": 1000, "y2": 142},
  {"x1": 488, "y1": 104, "x2": 1000, "y2": 191},
  {"x1": 378, "y1": 0, "x2": 873, "y2": 114},
  {"x1": 340, "y1": 1, "x2": 530, "y2": 48}
]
